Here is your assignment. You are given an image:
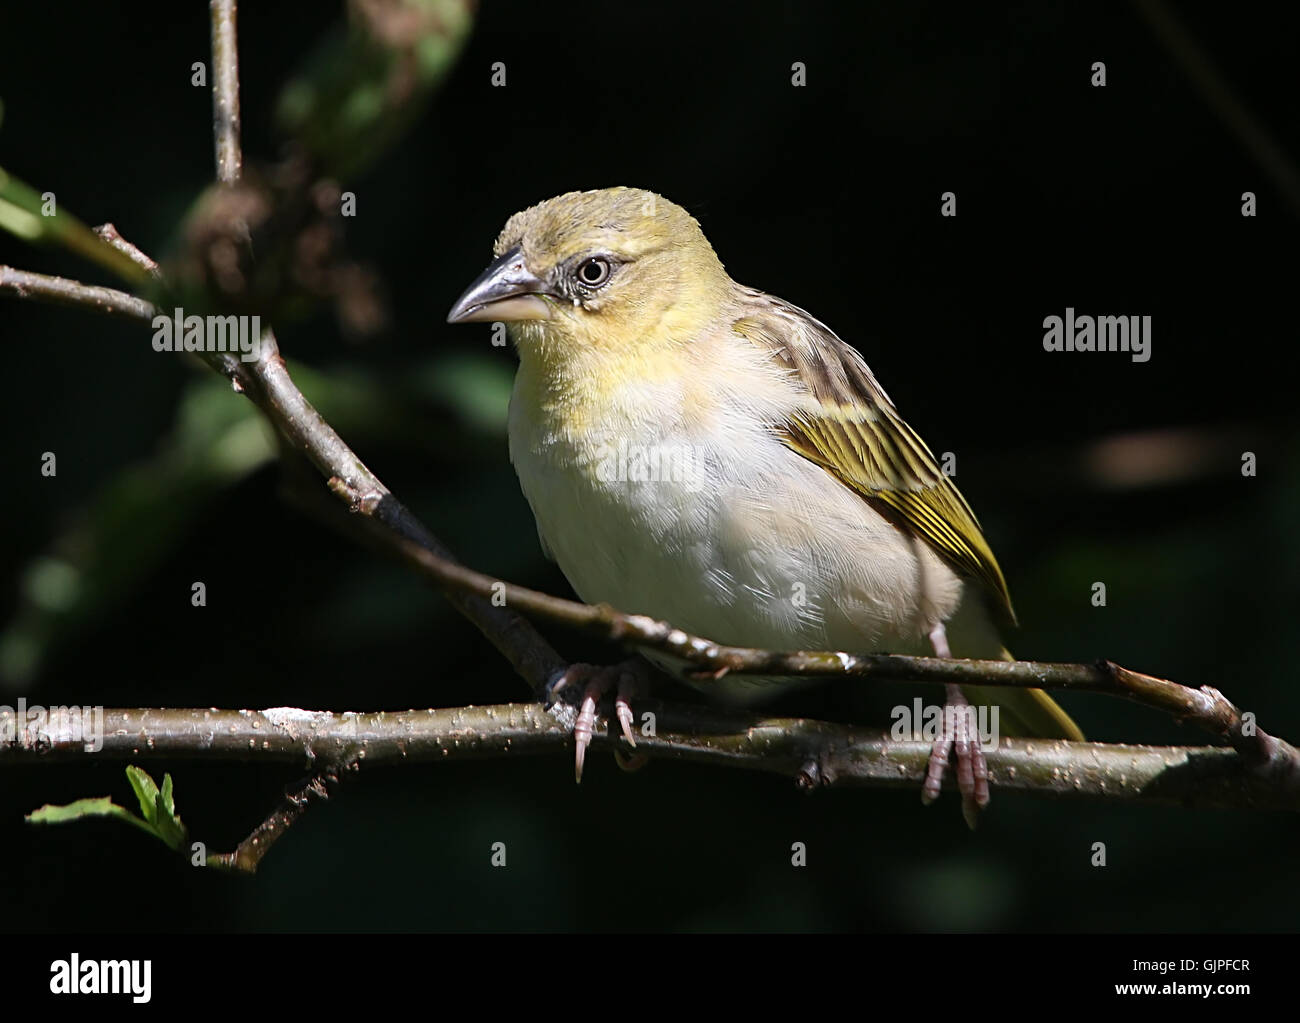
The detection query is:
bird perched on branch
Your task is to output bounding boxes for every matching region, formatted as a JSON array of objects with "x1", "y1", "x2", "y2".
[{"x1": 448, "y1": 187, "x2": 1081, "y2": 825}]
